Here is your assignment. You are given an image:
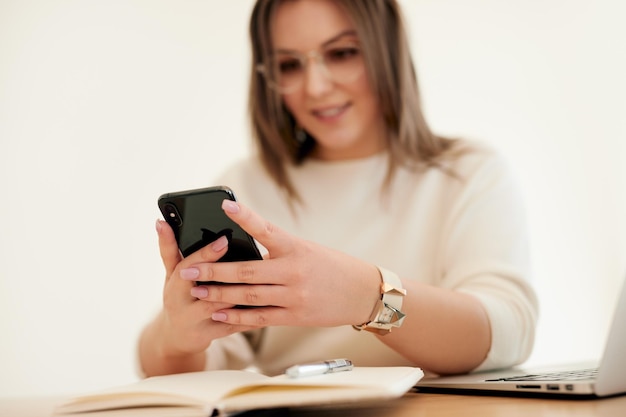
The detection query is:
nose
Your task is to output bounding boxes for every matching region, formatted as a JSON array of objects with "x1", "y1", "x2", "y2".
[{"x1": 303, "y1": 52, "x2": 333, "y2": 97}]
